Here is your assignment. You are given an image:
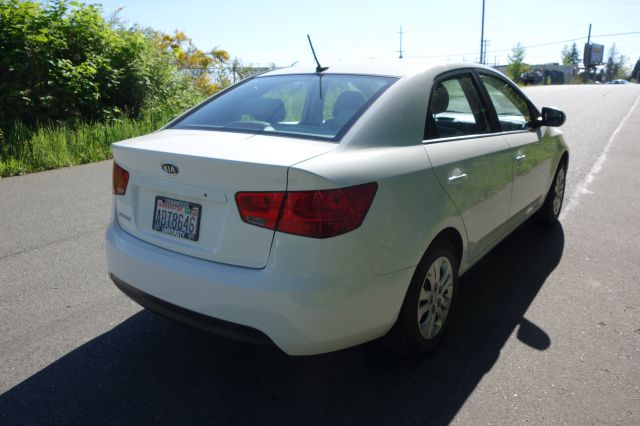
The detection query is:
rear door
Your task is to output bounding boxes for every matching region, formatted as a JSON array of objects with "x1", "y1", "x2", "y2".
[
  {"x1": 477, "y1": 72, "x2": 552, "y2": 220},
  {"x1": 423, "y1": 71, "x2": 513, "y2": 259}
]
